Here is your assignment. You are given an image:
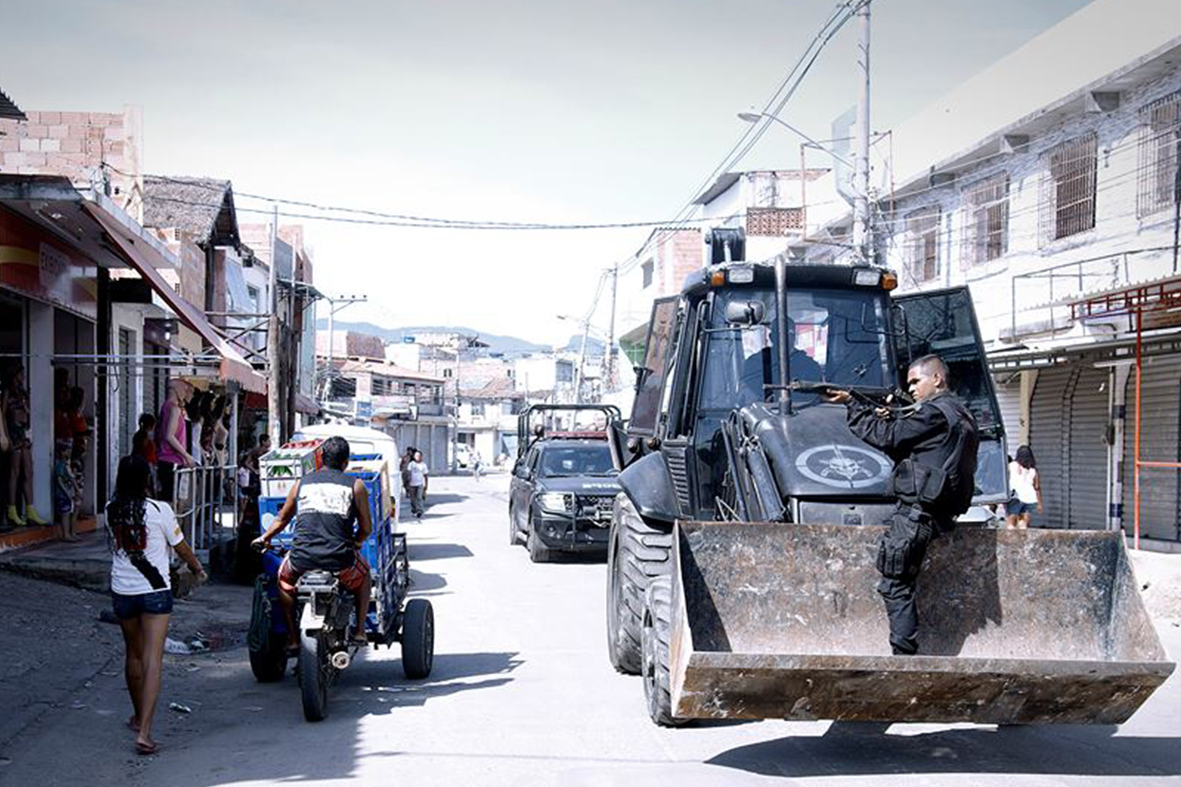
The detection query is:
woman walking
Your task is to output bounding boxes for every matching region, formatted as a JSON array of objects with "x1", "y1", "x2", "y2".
[
  {"x1": 107, "y1": 455, "x2": 206, "y2": 755},
  {"x1": 1006, "y1": 445, "x2": 1042, "y2": 529}
]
